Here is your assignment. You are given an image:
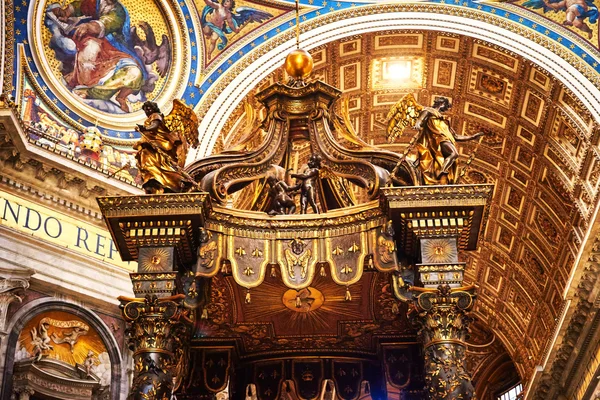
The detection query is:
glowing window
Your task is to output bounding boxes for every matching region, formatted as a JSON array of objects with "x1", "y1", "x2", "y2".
[{"x1": 498, "y1": 383, "x2": 523, "y2": 400}]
